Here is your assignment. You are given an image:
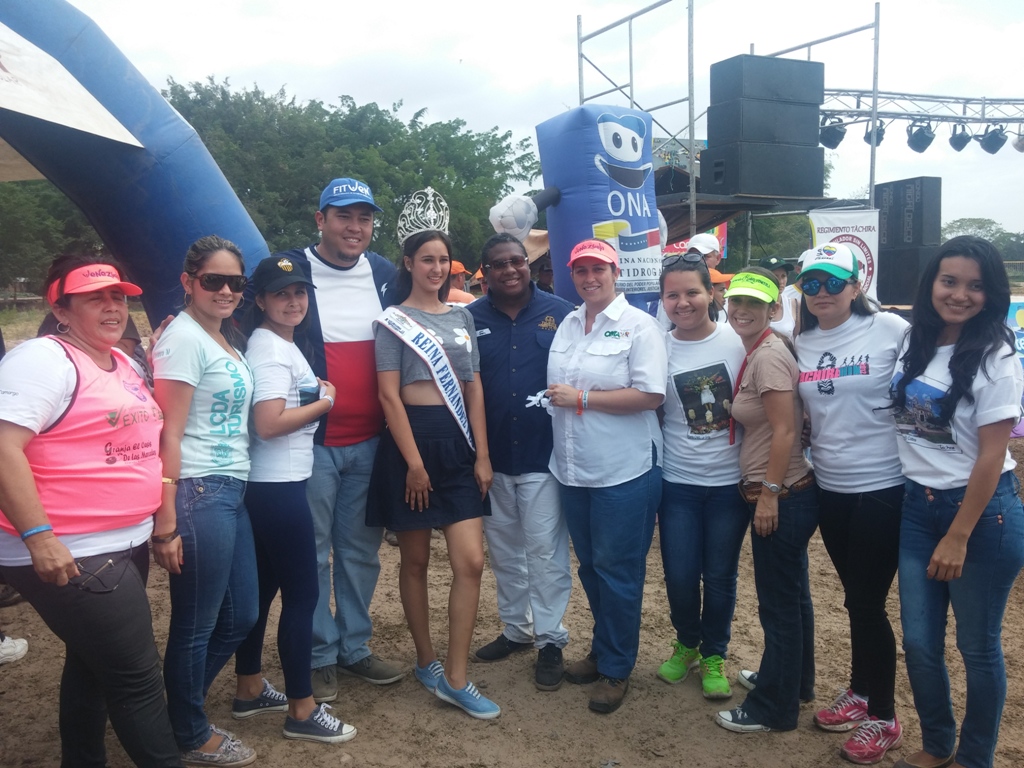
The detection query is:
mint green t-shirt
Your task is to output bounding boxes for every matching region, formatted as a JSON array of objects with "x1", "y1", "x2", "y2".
[{"x1": 153, "y1": 312, "x2": 253, "y2": 480}]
